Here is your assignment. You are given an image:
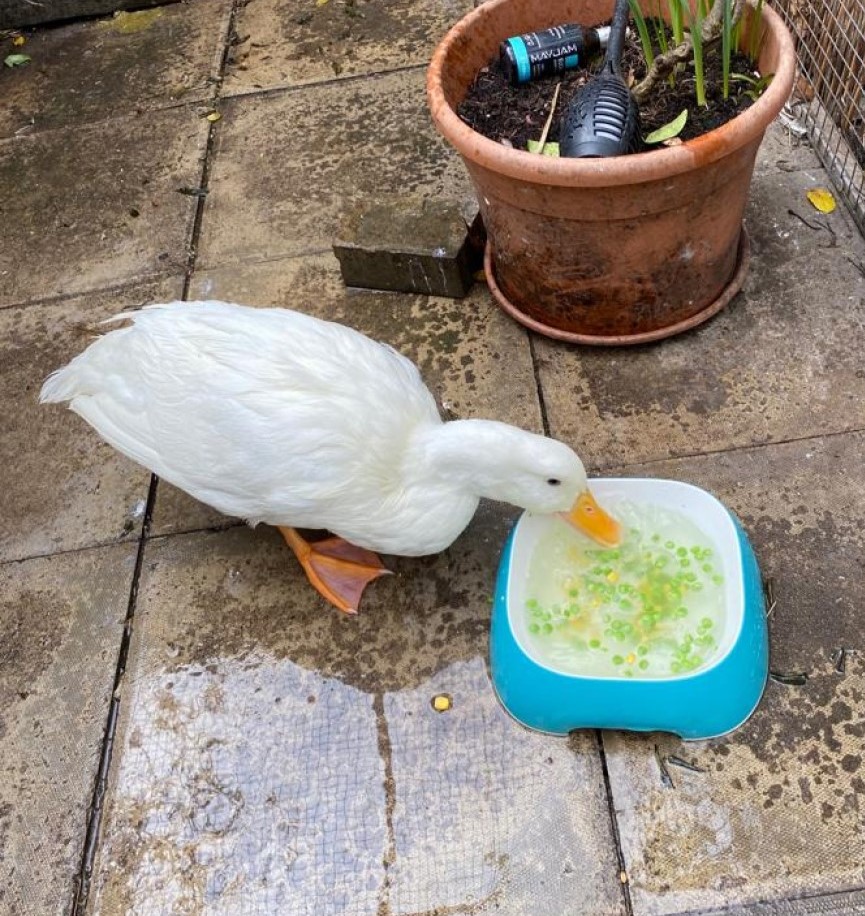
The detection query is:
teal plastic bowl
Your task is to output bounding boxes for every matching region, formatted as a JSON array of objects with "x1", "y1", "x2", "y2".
[{"x1": 490, "y1": 478, "x2": 768, "y2": 740}]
